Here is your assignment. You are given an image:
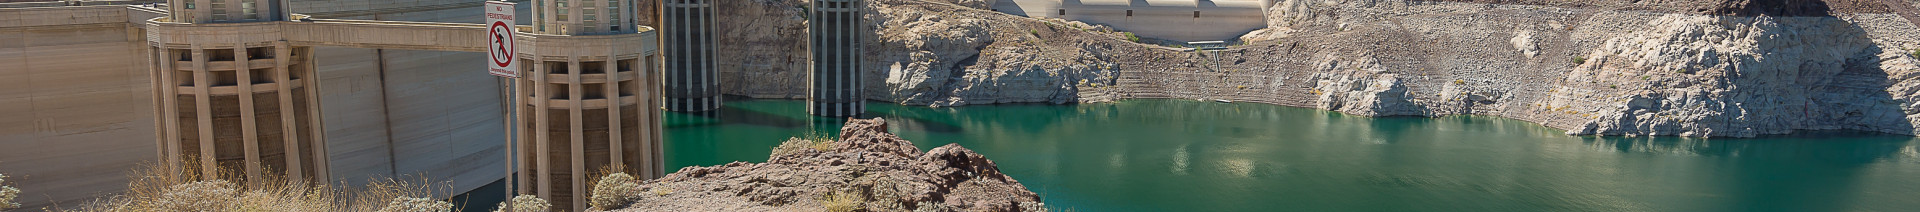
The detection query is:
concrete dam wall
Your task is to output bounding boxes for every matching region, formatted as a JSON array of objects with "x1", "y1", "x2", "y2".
[{"x1": 0, "y1": 0, "x2": 516, "y2": 208}]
